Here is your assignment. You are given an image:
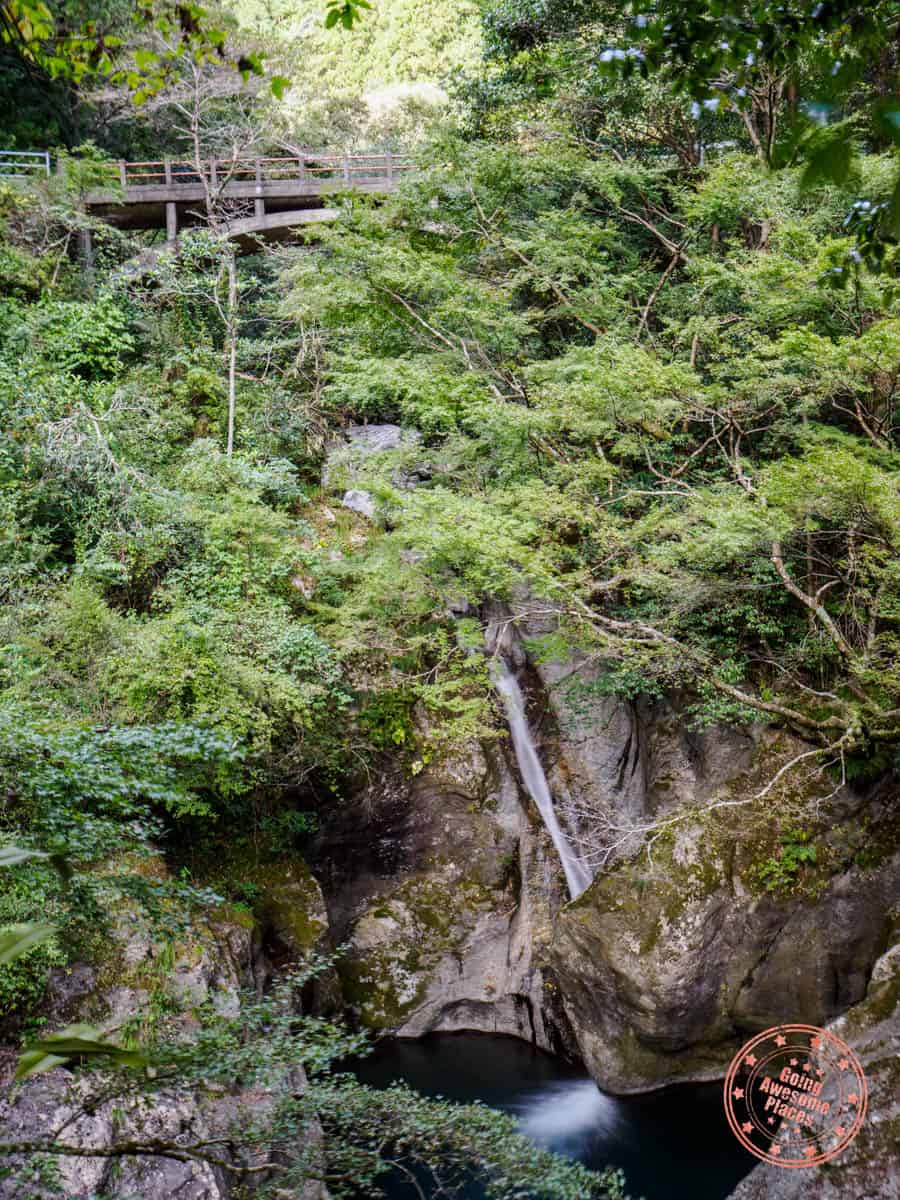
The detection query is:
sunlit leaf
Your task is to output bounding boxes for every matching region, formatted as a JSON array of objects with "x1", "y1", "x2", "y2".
[
  {"x1": 0, "y1": 845, "x2": 49, "y2": 868},
  {"x1": 0, "y1": 923, "x2": 56, "y2": 965},
  {"x1": 15, "y1": 1024, "x2": 147, "y2": 1081}
]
